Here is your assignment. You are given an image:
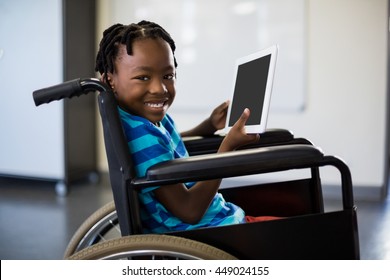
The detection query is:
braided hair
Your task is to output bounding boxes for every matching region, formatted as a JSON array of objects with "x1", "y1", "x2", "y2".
[{"x1": 95, "y1": 20, "x2": 178, "y2": 84}]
